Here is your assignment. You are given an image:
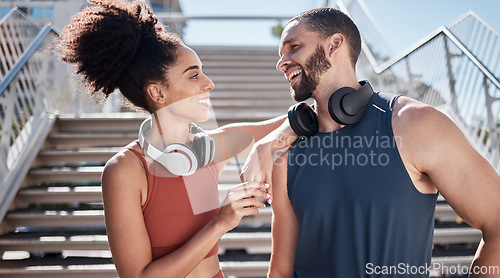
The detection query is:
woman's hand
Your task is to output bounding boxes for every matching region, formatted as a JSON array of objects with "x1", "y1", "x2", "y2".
[{"x1": 214, "y1": 182, "x2": 270, "y2": 232}]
